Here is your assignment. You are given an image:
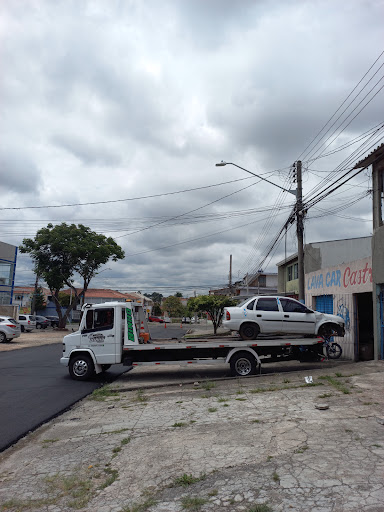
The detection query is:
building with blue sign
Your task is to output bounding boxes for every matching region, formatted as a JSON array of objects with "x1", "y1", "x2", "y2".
[{"x1": 0, "y1": 241, "x2": 17, "y2": 305}]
